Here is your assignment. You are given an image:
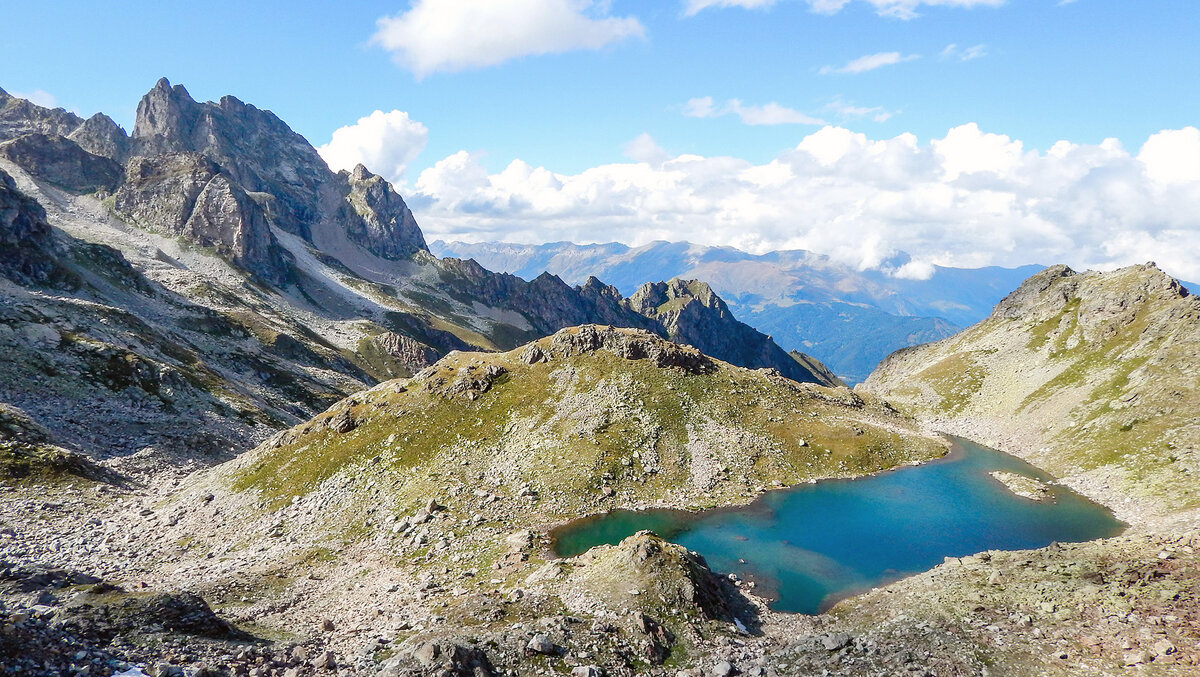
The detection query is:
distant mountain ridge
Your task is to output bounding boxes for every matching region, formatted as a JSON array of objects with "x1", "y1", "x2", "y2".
[{"x1": 430, "y1": 239, "x2": 1043, "y2": 382}]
